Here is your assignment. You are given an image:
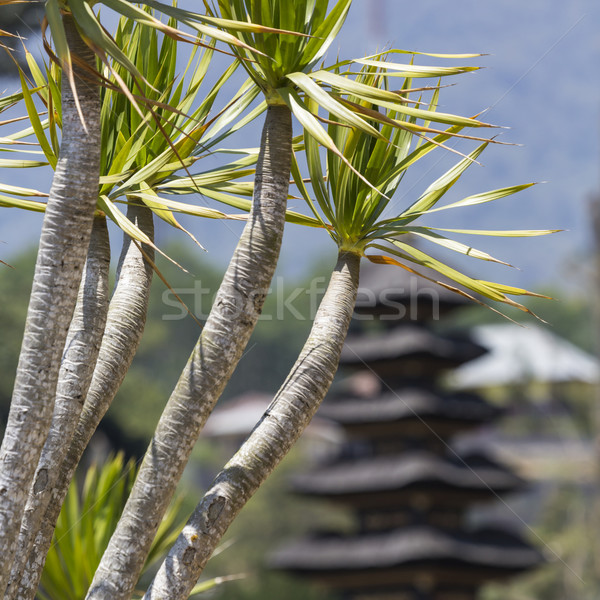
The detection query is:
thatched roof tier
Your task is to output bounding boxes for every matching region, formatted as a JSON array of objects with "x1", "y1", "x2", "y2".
[
  {"x1": 357, "y1": 506, "x2": 465, "y2": 533},
  {"x1": 290, "y1": 451, "x2": 522, "y2": 507},
  {"x1": 272, "y1": 525, "x2": 542, "y2": 589},
  {"x1": 340, "y1": 325, "x2": 486, "y2": 379},
  {"x1": 319, "y1": 390, "x2": 500, "y2": 439}
]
